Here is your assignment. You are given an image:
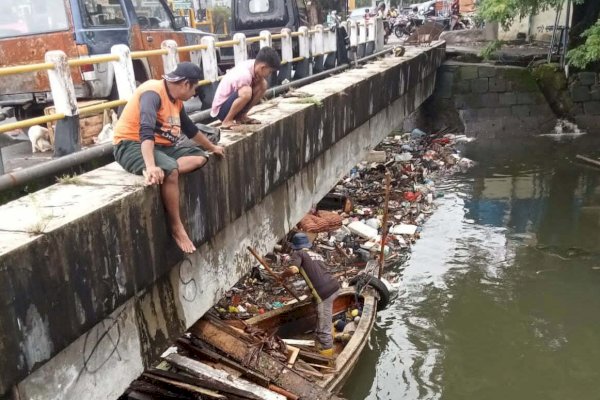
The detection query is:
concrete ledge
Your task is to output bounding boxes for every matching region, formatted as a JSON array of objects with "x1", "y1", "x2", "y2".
[{"x1": 0, "y1": 42, "x2": 445, "y2": 397}]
